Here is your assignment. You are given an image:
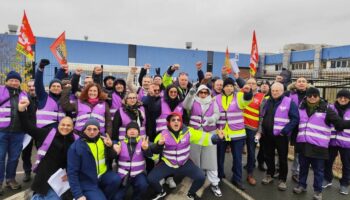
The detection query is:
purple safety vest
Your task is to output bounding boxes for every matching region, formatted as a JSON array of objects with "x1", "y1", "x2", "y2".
[
  {"x1": 75, "y1": 100, "x2": 107, "y2": 133},
  {"x1": 118, "y1": 107, "x2": 146, "y2": 140},
  {"x1": 36, "y1": 95, "x2": 66, "y2": 128},
  {"x1": 329, "y1": 104, "x2": 350, "y2": 148},
  {"x1": 117, "y1": 139, "x2": 145, "y2": 178},
  {"x1": 296, "y1": 108, "x2": 331, "y2": 148},
  {"x1": 156, "y1": 98, "x2": 184, "y2": 133},
  {"x1": 137, "y1": 87, "x2": 145, "y2": 101},
  {"x1": 272, "y1": 97, "x2": 292, "y2": 136},
  {"x1": 32, "y1": 128, "x2": 79, "y2": 172},
  {"x1": 110, "y1": 92, "x2": 123, "y2": 120},
  {"x1": 161, "y1": 129, "x2": 191, "y2": 167},
  {"x1": 0, "y1": 86, "x2": 27, "y2": 128},
  {"x1": 190, "y1": 100, "x2": 216, "y2": 132},
  {"x1": 216, "y1": 94, "x2": 244, "y2": 131}
]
